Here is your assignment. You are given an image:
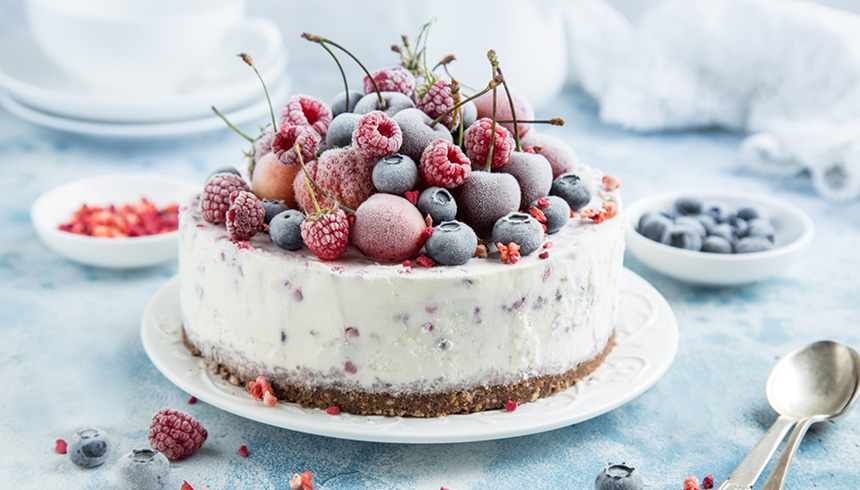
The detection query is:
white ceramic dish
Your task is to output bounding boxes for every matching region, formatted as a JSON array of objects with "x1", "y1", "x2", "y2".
[
  {"x1": 0, "y1": 78, "x2": 289, "y2": 139},
  {"x1": 141, "y1": 270, "x2": 679, "y2": 444},
  {"x1": 625, "y1": 189, "x2": 815, "y2": 287},
  {"x1": 0, "y1": 18, "x2": 285, "y2": 123},
  {"x1": 31, "y1": 174, "x2": 199, "y2": 268}
]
